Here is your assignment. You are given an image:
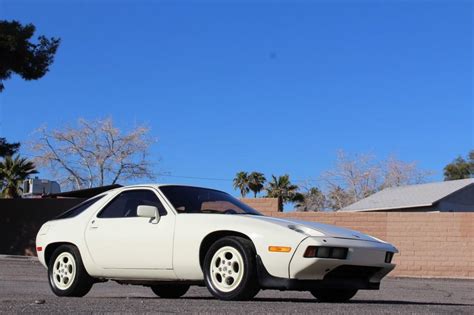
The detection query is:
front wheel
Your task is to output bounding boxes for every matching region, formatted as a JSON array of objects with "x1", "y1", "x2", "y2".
[
  {"x1": 203, "y1": 236, "x2": 260, "y2": 301},
  {"x1": 48, "y1": 245, "x2": 94, "y2": 297},
  {"x1": 150, "y1": 284, "x2": 190, "y2": 298},
  {"x1": 310, "y1": 288, "x2": 358, "y2": 302}
]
